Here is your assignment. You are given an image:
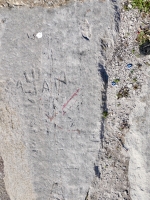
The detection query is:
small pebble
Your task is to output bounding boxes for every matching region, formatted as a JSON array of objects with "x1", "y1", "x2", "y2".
[
  {"x1": 128, "y1": 83, "x2": 132, "y2": 88},
  {"x1": 127, "y1": 63, "x2": 132, "y2": 69},
  {"x1": 112, "y1": 81, "x2": 116, "y2": 86},
  {"x1": 128, "y1": 4, "x2": 132, "y2": 9},
  {"x1": 36, "y1": 32, "x2": 42, "y2": 39}
]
